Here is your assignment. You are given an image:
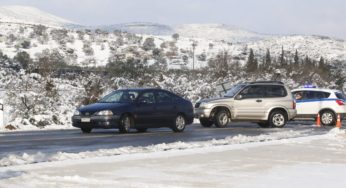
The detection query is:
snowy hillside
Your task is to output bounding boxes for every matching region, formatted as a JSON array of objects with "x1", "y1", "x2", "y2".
[{"x1": 0, "y1": 5, "x2": 75, "y2": 27}]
